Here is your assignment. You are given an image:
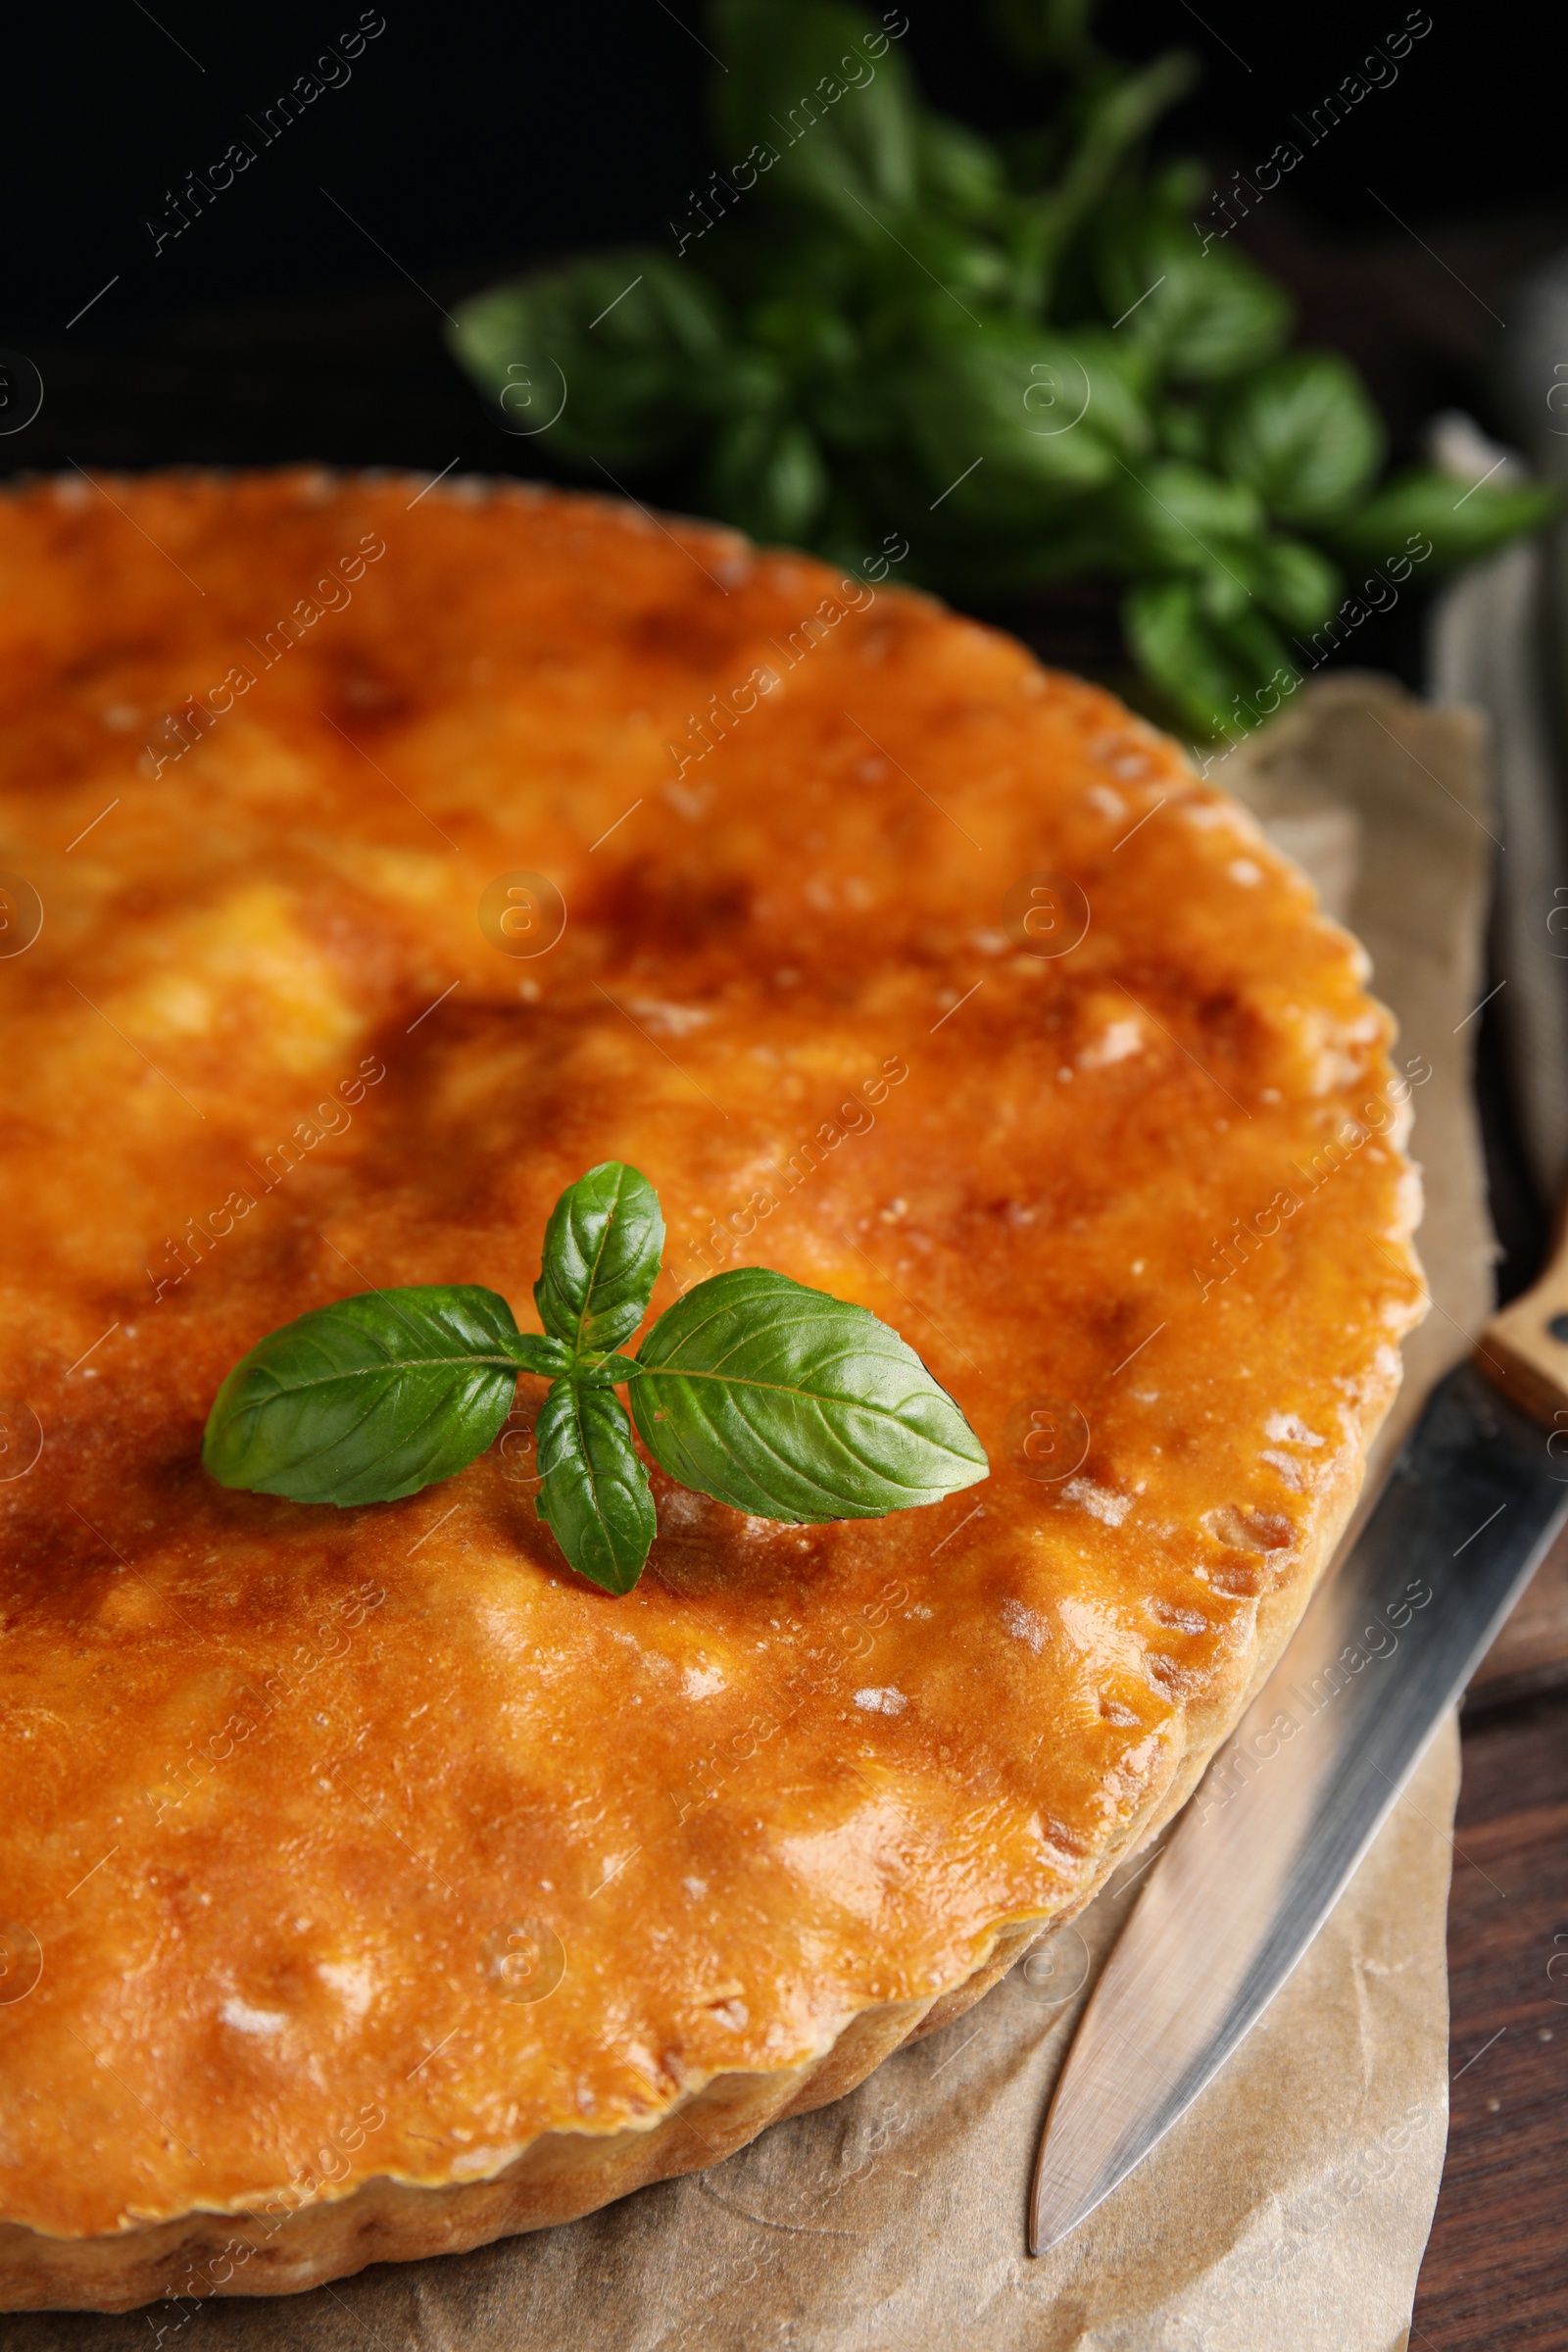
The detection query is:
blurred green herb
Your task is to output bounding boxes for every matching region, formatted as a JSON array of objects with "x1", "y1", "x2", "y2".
[{"x1": 447, "y1": 0, "x2": 1554, "y2": 740}]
